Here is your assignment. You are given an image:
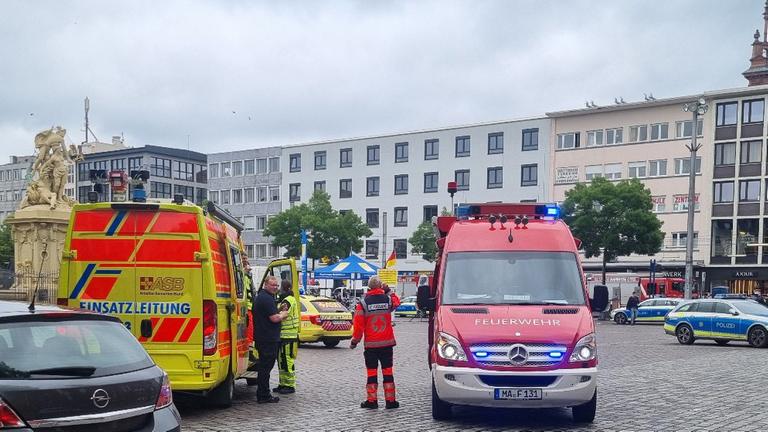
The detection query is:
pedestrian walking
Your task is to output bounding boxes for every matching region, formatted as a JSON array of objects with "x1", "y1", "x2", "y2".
[
  {"x1": 350, "y1": 276, "x2": 401, "y2": 409},
  {"x1": 273, "y1": 279, "x2": 300, "y2": 394},
  {"x1": 626, "y1": 292, "x2": 640, "y2": 325},
  {"x1": 252, "y1": 275, "x2": 289, "y2": 403}
]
